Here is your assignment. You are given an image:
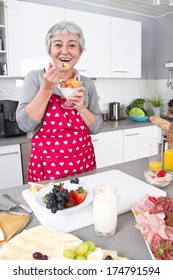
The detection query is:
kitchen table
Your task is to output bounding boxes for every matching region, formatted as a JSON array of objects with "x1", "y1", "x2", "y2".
[{"x1": 0, "y1": 157, "x2": 173, "y2": 260}]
